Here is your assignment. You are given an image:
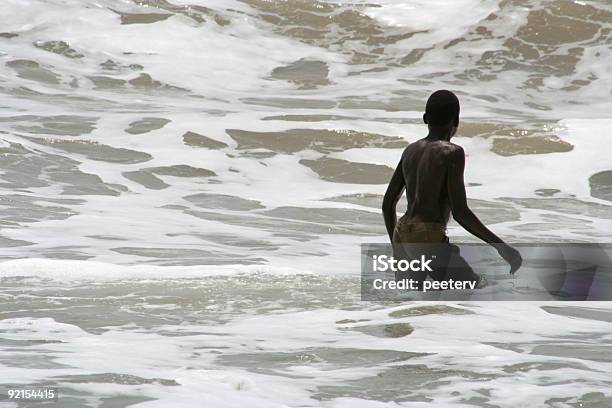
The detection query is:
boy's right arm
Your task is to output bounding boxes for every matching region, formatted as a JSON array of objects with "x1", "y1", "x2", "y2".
[{"x1": 446, "y1": 146, "x2": 522, "y2": 274}]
